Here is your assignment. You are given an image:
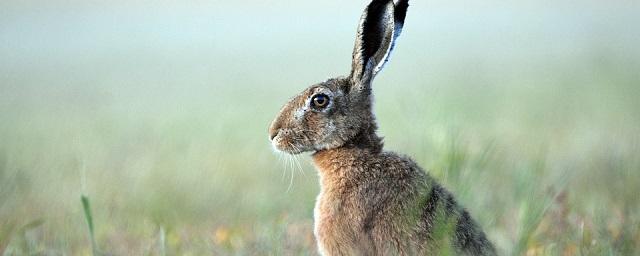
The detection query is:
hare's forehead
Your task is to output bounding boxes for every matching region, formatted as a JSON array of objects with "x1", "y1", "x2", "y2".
[{"x1": 294, "y1": 85, "x2": 338, "y2": 103}]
